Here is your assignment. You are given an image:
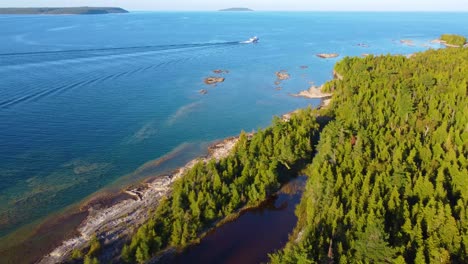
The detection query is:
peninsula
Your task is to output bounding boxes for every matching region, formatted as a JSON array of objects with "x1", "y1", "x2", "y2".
[
  {"x1": 219, "y1": 7, "x2": 254, "y2": 11},
  {"x1": 0, "y1": 7, "x2": 128, "y2": 15},
  {"x1": 439, "y1": 33, "x2": 467, "y2": 47}
]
